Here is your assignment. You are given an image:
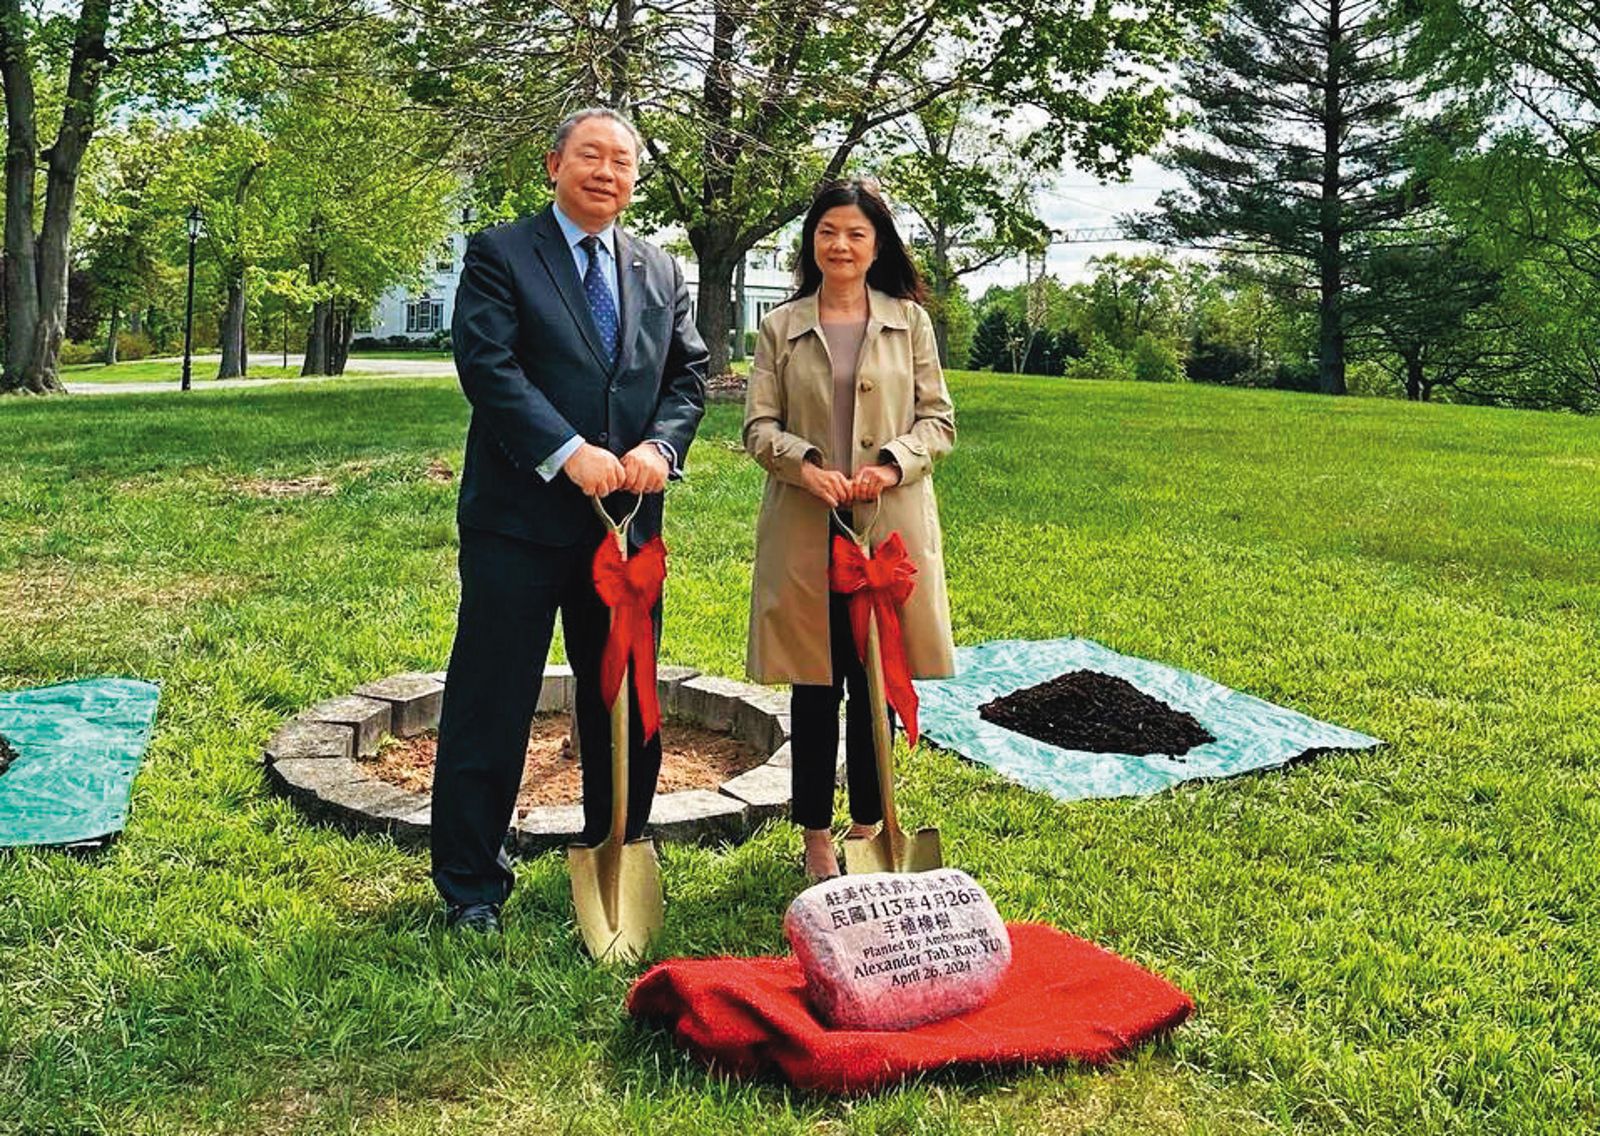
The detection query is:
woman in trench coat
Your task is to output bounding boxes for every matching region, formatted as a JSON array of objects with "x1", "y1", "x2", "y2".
[{"x1": 744, "y1": 178, "x2": 956, "y2": 881}]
